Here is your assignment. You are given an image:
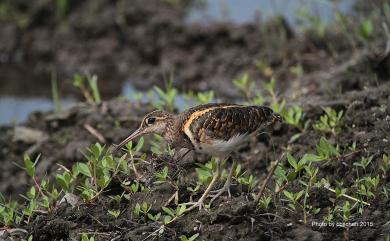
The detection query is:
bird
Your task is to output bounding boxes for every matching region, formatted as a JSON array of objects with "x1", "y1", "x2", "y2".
[{"x1": 113, "y1": 103, "x2": 281, "y2": 210}]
